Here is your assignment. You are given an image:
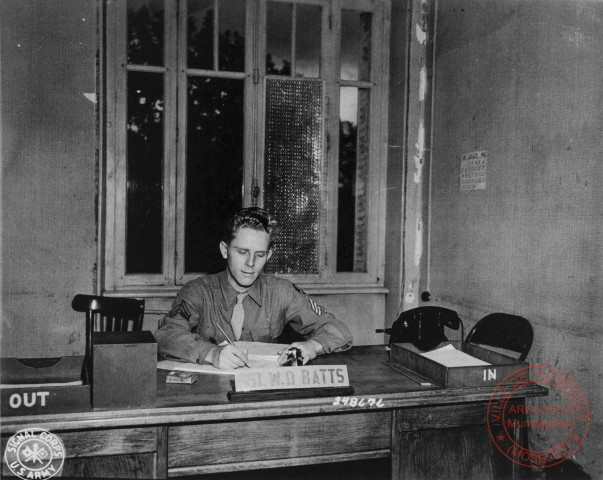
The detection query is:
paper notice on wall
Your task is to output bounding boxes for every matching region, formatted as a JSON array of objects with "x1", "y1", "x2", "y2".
[{"x1": 460, "y1": 151, "x2": 487, "y2": 190}]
